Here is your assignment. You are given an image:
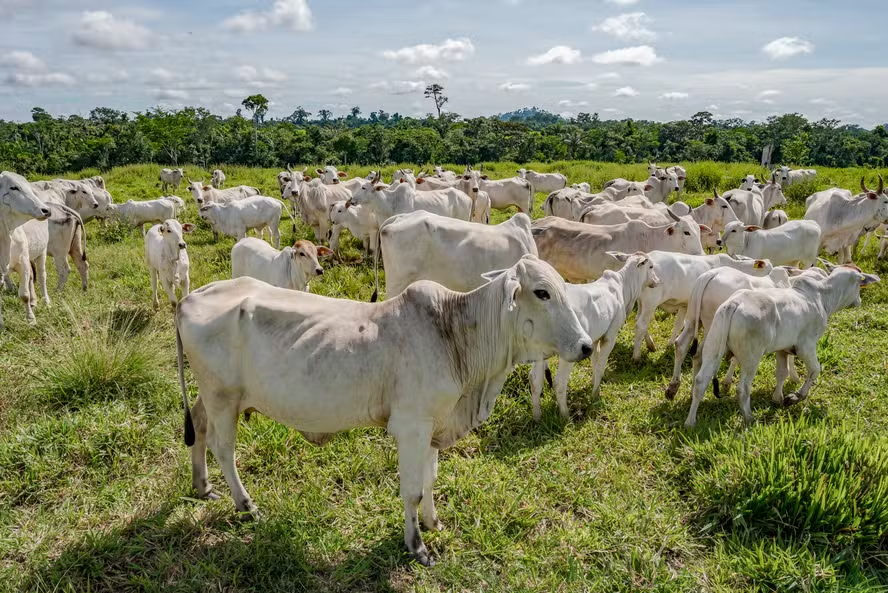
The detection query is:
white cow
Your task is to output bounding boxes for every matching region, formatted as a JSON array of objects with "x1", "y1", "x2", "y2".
[
  {"x1": 718, "y1": 220, "x2": 821, "y2": 268},
  {"x1": 415, "y1": 174, "x2": 458, "y2": 191},
  {"x1": 434, "y1": 166, "x2": 458, "y2": 181},
  {"x1": 144, "y1": 219, "x2": 194, "y2": 309},
  {"x1": 29, "y1": 187, "x2": 89, "y2": 291},
  {"x1": 347, "y1": 174, "x2": 472, "y2": 224},
  {"x1": 0, "y1": 172, "x2": 51, "y2": 296},
  {"x1": 107, "y1": 198, "x2": 178, "y2": 234},
  {"x1": 3, "y1": 225, "x2": 38, "y2": 326},
  {"x1": 570, "y1": 182, "x2": 592, "y2": 193},
  {"x1": 804, "y1": 177, "x2": 888, "y2": 264},
  {"x1": 174, "y1": 256, "x2": 593, "y2": 566},
  {"x1": 684, "y1": 266, "x2": 878, "y2": 427},
  {"x1": 372, "y1": 211, "x2": 537, "y2": 302},
  {"x1": 763, "y1": 209, "x2": 789, "y2": 230},
  {"x1": 529, "y1": 253, "x2": 660, "y2": 420},
  {"x1": 648, "y1": 164, "x2": 687, "y2": 195},
  {"x1": 187, "y1": 181, "x2": 261, "y2": 206},
  {"x1": 465, "y1": 167, "x2": 534, "y2": 214},
  {"x1": 602, "y1": 178, "x2": 656, "y2": 201},
  {"x1": 31, "y1": 179, "x2": 99, "y2": 215},
  {"x1": 531, "y1": 215, "x2": 710, "y2": 282},
  {"x1": 517, "y1": 168, "x2": 568, "y2": 194},
  {"x1": 454, "y1": 169, "x2": 492, "y2": 224},
  {"x1": 329, "y1": 201, "x2": 378, "y2": 255},
  {"x1": 721, "y1": 181, "x2": 787, "y2": 226},
  {"x1": 542, "y1": 188, "x2": 602, "y2": 220},
  {"x1": 284, "y1": 176, "x2": 352, "y2": 242},
  {"x1": 232, "y1": 237, "x2": 332, "y2": 292},
  {"x1": 316, "y1": 165, "x2": 348, "y2": 185},
  {"x1": 160, "y1": 168, "x2": 185, "y2": 193},
  {"x1": 211, "y1": 169, "x2": 226, "y2": 189},
  {"x1": 198, "y1": 196, "x2": 282, "y2": 248},
  {"x1": 777, "y1": 166, "x2": 817, "y2": 187}
]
